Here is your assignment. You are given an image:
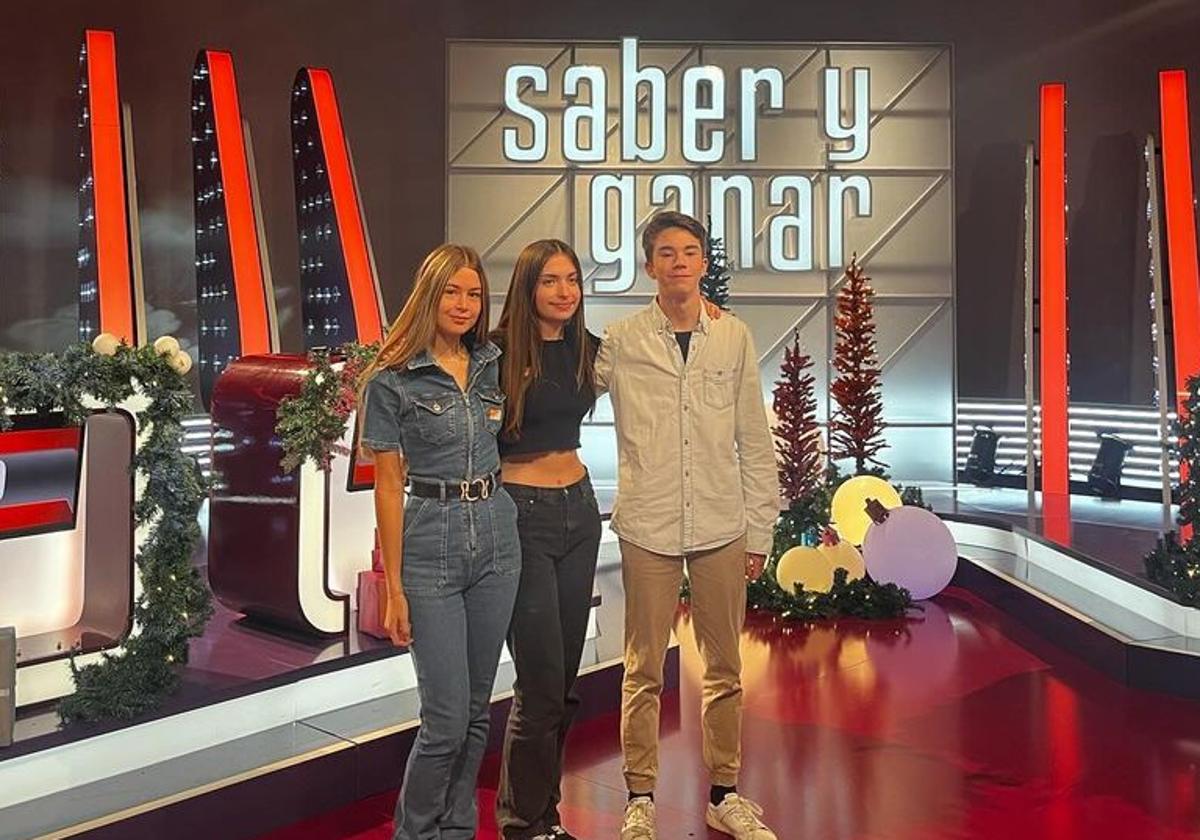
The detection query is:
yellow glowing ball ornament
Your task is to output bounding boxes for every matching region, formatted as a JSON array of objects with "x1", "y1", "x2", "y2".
[
  {"x1": 153, "y1": 335, "x2": 181, "y2": 357},
  {"x1": 816, "y1": 527, "x2": 866, "y2": 581},
  {"x1": 830, "y1": 475, "x2": 902, "y2": 545},
  {"x1": 91, "y1": 332, "x2": 121, "y2": 357},
  {"x1": 170, "y1": 350, "x2": 193, "y2": 375},
  {"x1": 774, "y1": 545, "x2": 836, "y2": 595}
]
